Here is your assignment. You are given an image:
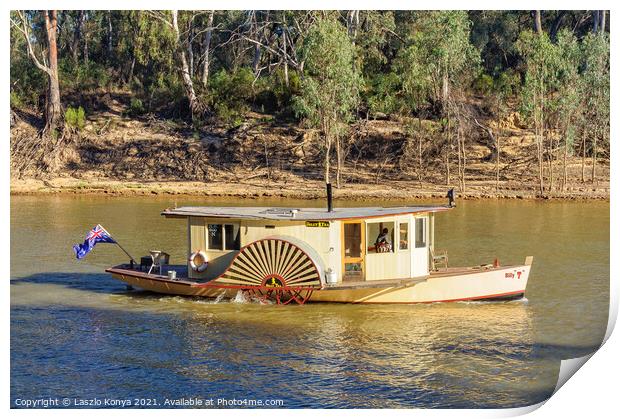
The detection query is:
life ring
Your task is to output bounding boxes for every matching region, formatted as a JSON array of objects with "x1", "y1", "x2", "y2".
[{"x1": 189, "y1": 251, "x2": 209, "y2": 272}]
